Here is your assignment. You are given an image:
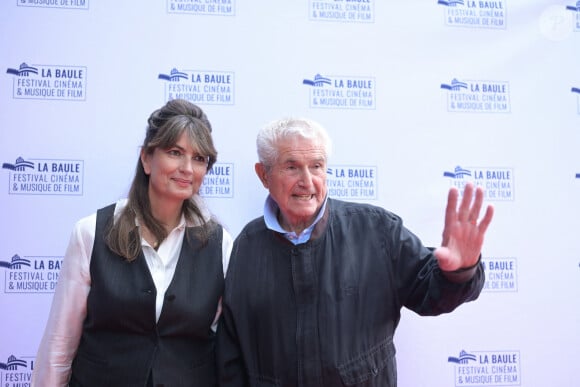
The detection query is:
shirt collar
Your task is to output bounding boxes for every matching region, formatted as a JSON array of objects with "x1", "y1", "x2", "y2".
[{"x1": 263, "y1": 194, "x2": 328, "y2": 245}]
